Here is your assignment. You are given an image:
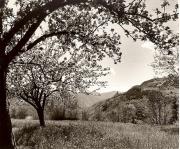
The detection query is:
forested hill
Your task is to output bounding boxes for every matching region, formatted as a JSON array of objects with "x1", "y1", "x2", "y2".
[{"x1": 88, "y1": 76, "x2": 179, "y2": 124}]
